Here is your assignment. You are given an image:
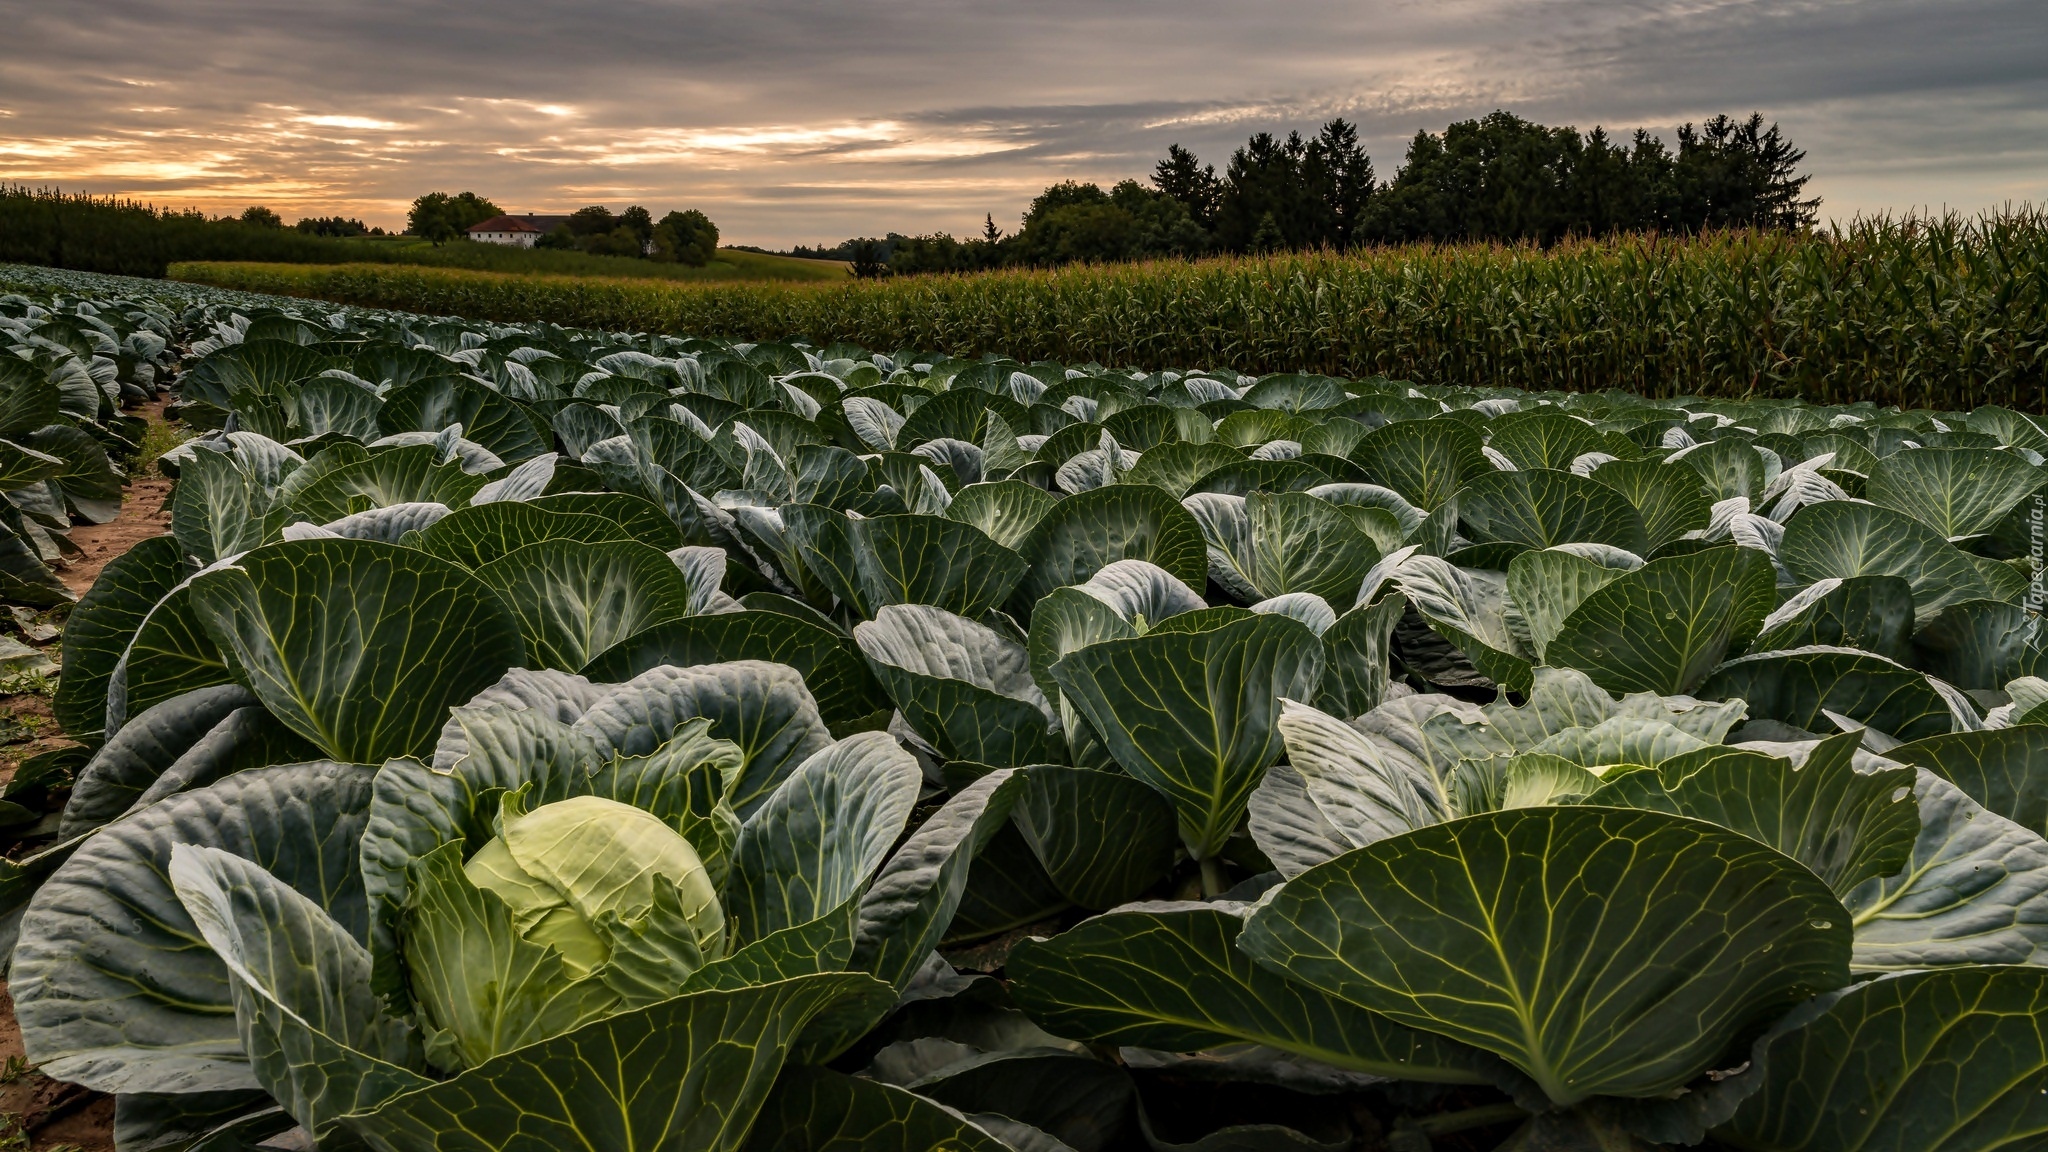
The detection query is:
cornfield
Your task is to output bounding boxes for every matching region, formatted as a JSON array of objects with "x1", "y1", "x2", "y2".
[{"x1": 174, "y1": 209, "x2": 2048, "y2": 409}]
